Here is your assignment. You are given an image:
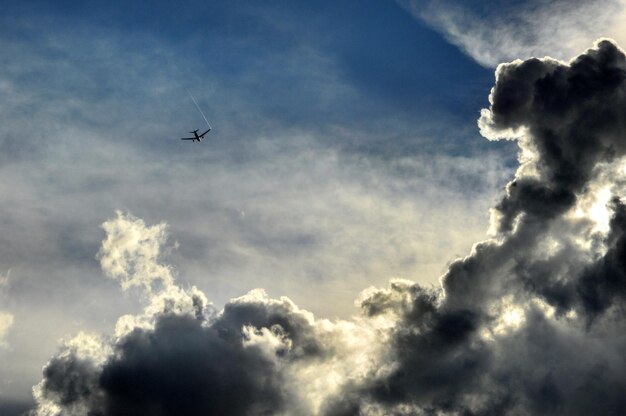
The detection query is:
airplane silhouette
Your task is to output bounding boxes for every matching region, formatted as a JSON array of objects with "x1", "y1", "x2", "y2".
[{"x1": 181, "y1": 128, "x2": 211, "y2": 142}]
